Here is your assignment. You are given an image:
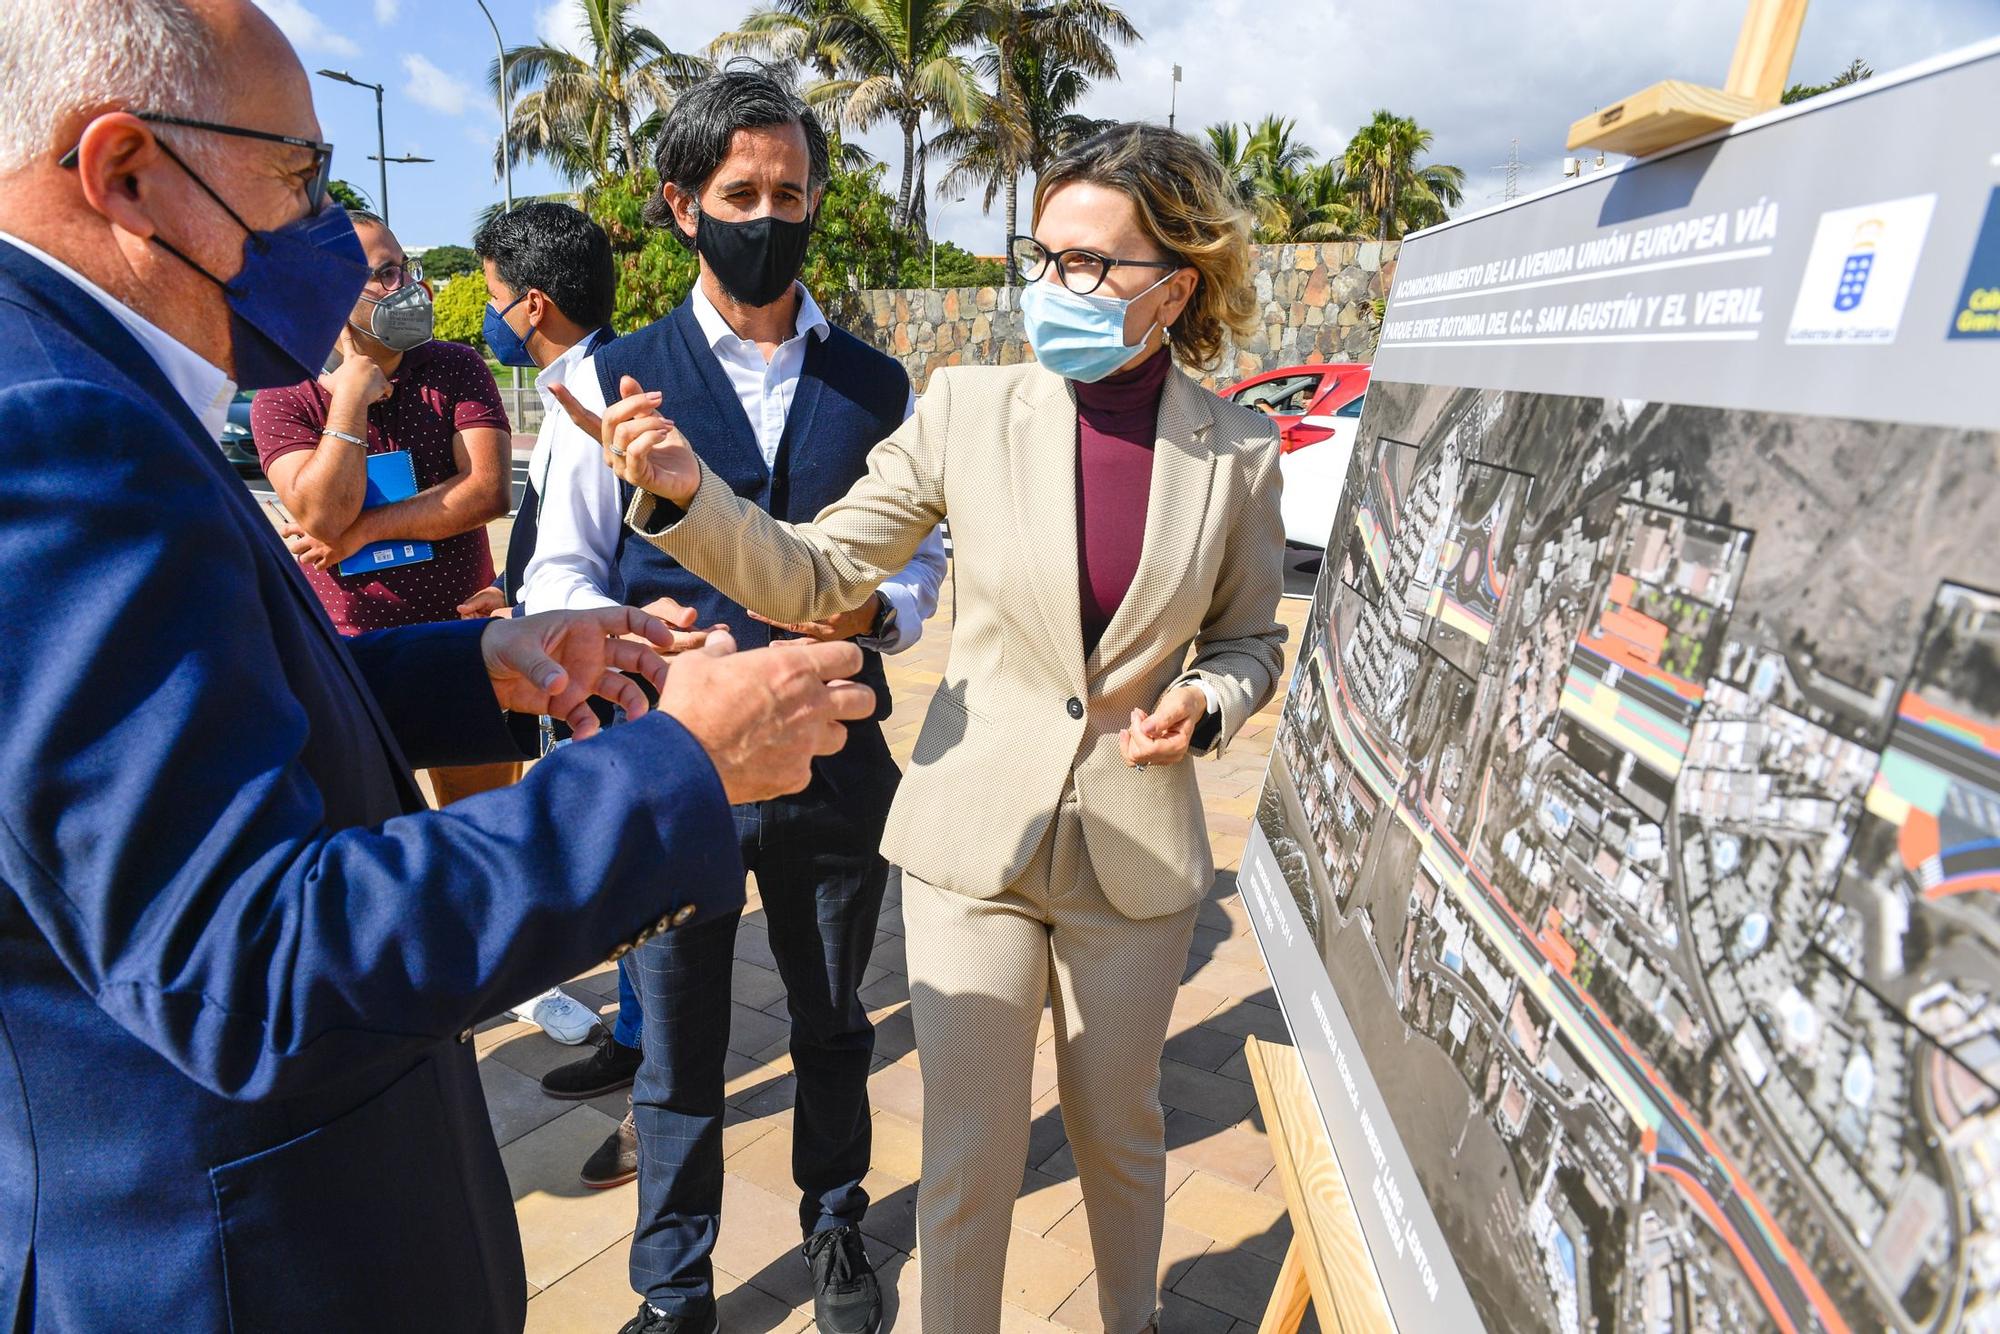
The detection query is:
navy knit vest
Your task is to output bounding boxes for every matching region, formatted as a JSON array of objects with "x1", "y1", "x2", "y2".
[{"x1": 597, "y1": 298, "x2": 909, "y2": 826}]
